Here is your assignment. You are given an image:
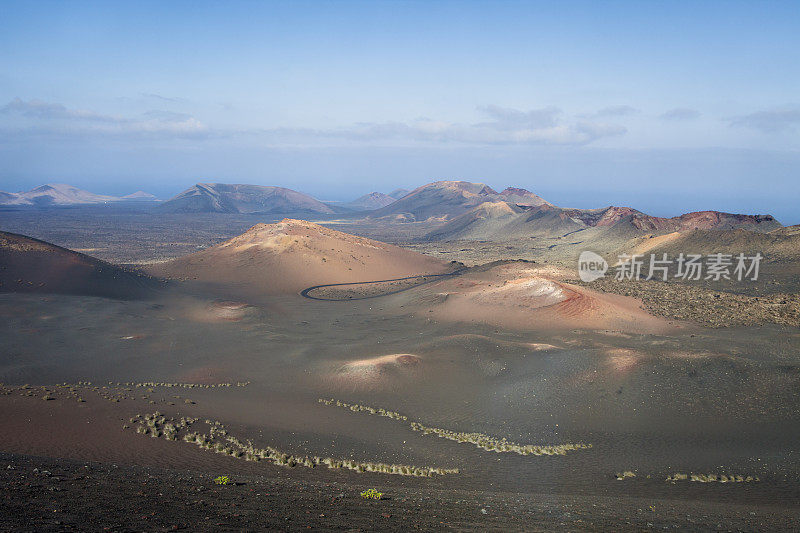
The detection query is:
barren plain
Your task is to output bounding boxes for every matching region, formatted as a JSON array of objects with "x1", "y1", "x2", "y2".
[{"x1": 1, "y1": 203, "x2": 799, "y2": 531}]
